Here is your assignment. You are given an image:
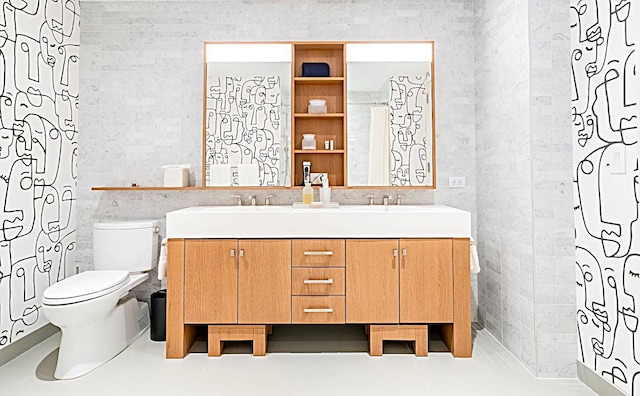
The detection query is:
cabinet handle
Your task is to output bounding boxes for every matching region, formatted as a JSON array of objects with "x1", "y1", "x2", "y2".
[
  {"x1": 402, "y1": 248, "x2": 407, "y2": 256},
  {"x1": 303, "y1": 251, "x2": 333, "y2": 256},
  {"x1": 304, "y1": 308, "x2": 333, "y2": 313},
  {"x1": 239, "y1": 249, "x2": 244, "y2": 257},
  {"x1": 303, "y1": 278, "x2": 333, "y2": 284},
  {"x1": 230, "y1": 249, "x2": 235, "y2": 257},
  {"x1": 393, "y1": 249, "x2": 398, "y2": 257}
]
